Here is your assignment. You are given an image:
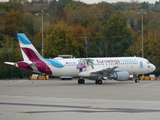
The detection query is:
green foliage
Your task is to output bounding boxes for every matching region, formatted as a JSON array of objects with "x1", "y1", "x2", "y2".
[
  {"x1": 151, "y1": 1, "x2": 160, "y2": 11},
  {"x1": 140, "y1": 2, "x2": 149, "y2": 10},
  {"x1": 97, "y1": 2, "x2": 116, "y2": 25},
  {"x1": 0, "y1": 2, "x2": 23, "y2": 12},
  {"x1": 64, "y1": 1, "x2": 89, "y2": 11},
  {"x1": 44, "y1": 22, "x2": 81, "y2": 58},
  {"x1": 33, "y1": 22, "x2": 54, "y2": 55},
  {"x1": 4, "y1": 10, "x2": 25, "y2": 37},
  {"x1": 125, "y1": 30, "x2": 160, "y2": 73},
  {"x1": 87, "y1": 35, "x2": 105, "y2": 57},
  {"x1": 22, "y1": 13, "x2": 34, "y2": 35},
  {"x1": 145, "y1": 12, "x2": 160, "y2": 31},
  {"x1": 112, "y1": 2, "x2": 141, "y2": 11},
  {"x1": 0, "y1": 1, "x2": 160, "y2": 78},
  {"x1": 0, "y1": 35, "x2": 30, "y2": 79},
  {"x1": 48, "y1": 0, "x2": 64, "y2": 17},
  {"x1": 59, "y1": 0, "x2": 72, "y2": 5},
  {"x1": 104, "y1": 10, "x2": 132, "y2": 57}
]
